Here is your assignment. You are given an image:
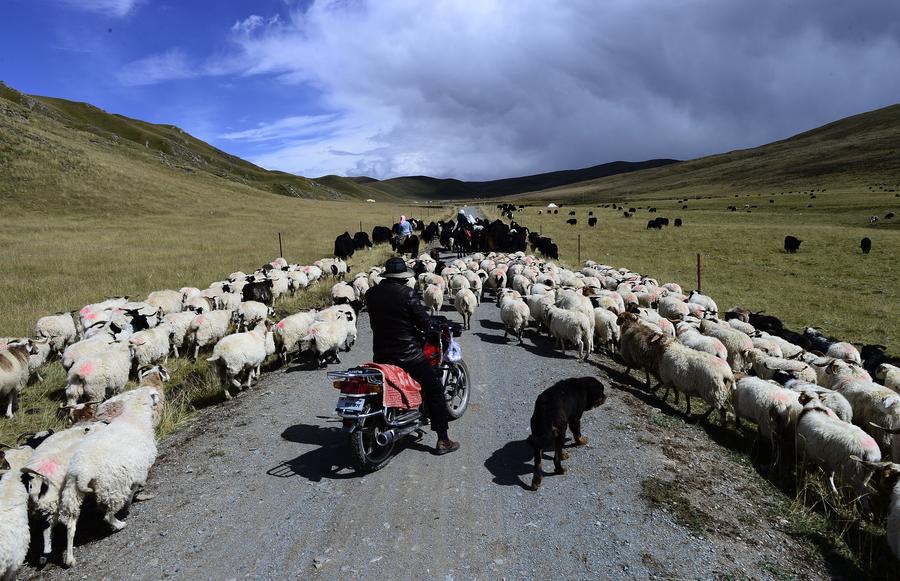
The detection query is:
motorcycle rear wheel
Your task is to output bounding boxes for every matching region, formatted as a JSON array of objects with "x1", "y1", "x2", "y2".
[
  {"x1": 351, "y1": 413, "x2": 395, "y2": 472},
  {"x1": 445, "y1": 360, "x2": 470, "y2": 420}
]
